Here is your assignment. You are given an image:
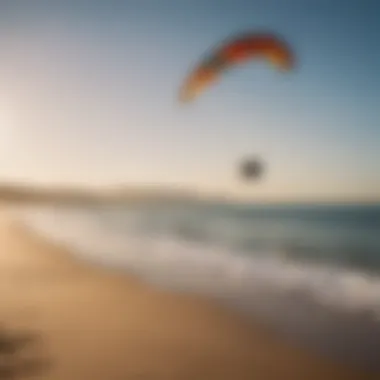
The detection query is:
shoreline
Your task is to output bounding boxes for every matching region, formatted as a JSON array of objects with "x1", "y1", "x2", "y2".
[{"x1": 0, "y1": 214, "x2": 377, "y2": 379}]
